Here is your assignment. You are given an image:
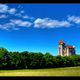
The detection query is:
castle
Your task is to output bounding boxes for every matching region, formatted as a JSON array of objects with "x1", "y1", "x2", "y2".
[{"x1": 58, "y1": 40, "x2": 76, "y2": 56}]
